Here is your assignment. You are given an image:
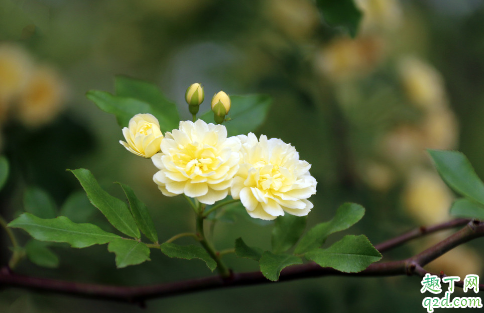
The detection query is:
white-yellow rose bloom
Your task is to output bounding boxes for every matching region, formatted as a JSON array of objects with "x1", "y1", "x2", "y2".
[
  {"x1": 231, "y1": 133, "x2": 317, "y2": 220},
  {"x1": 120, "y1": 113, "x2": 163, "y2": 158},
  {"x1": 152, "y1": 119, "x2": 241, "y2": 204}
]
